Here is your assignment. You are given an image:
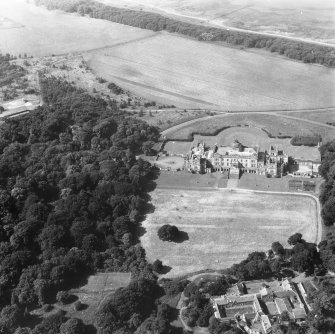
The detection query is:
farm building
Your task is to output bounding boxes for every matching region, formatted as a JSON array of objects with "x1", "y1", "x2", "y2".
[
  {"x1": 212, "y1": 278, "x2": 308, "y2": 334},
  {"x1": 185, "y1": 140, "x2": 288, "y2": 177}
]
